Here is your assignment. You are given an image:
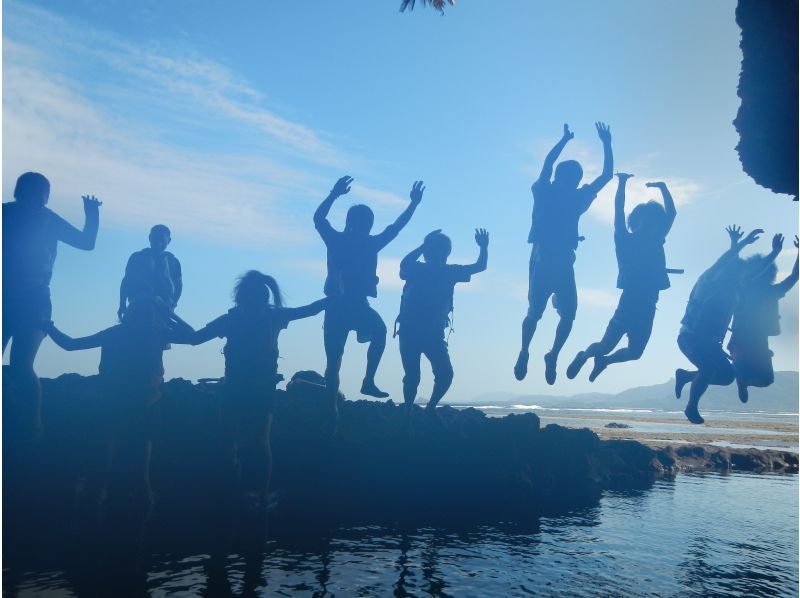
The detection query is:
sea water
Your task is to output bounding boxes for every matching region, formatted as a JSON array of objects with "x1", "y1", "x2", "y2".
[{"x1": 7, "y1": 473, "x2": 797, "y2": 597}]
